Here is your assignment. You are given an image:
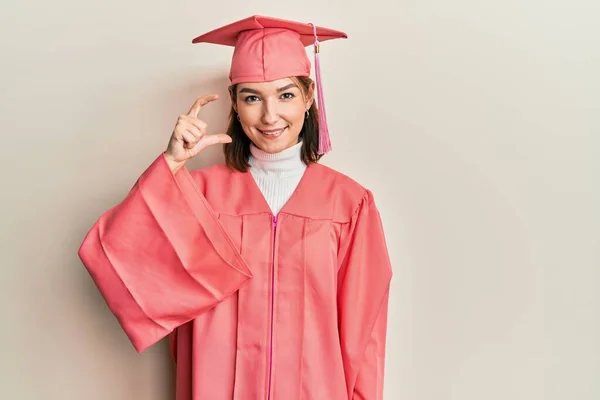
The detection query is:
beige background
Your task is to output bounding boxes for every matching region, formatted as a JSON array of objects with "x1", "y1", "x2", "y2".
[{"x1": 1, "y1": 0, "x2": 598, "y2": 399}]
